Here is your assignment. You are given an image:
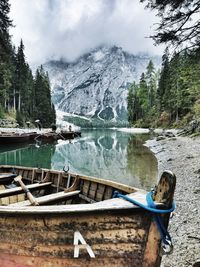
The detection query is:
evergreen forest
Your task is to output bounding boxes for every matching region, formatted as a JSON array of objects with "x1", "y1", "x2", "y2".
[
  {"x1": 0, "y1": 0, "x2": 56, "y2": 127},
  {"x1": 127, "y1": 49, "x2": 200, "y2": 128},
  {"x1": 128, "y1": 1, "x2": 200, "y2": 128}
]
